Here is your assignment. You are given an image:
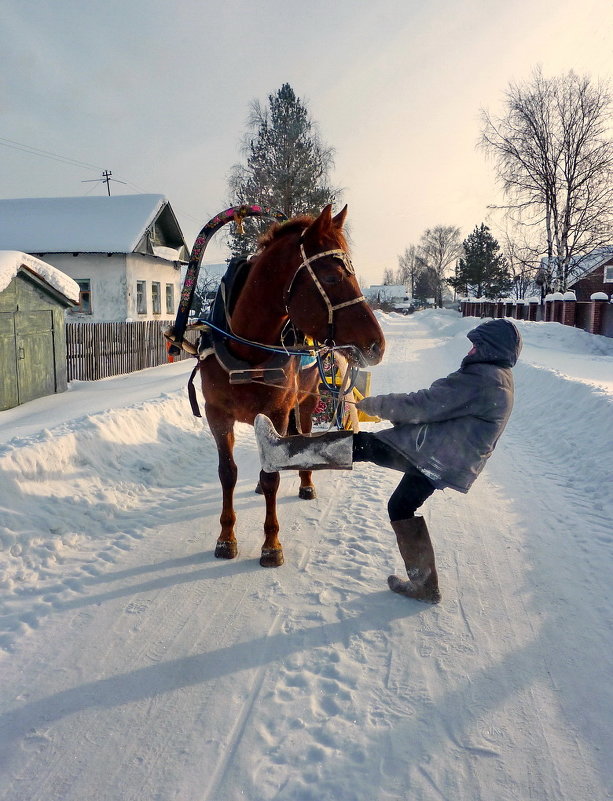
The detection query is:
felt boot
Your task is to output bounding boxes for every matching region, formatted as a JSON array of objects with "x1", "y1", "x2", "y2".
[
  {"x1": 388, "y1": 517, "x2": 441, "y2": 603},
  {"x1": 254, "y1": 414, "x2": 353, "y2": 473}
]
